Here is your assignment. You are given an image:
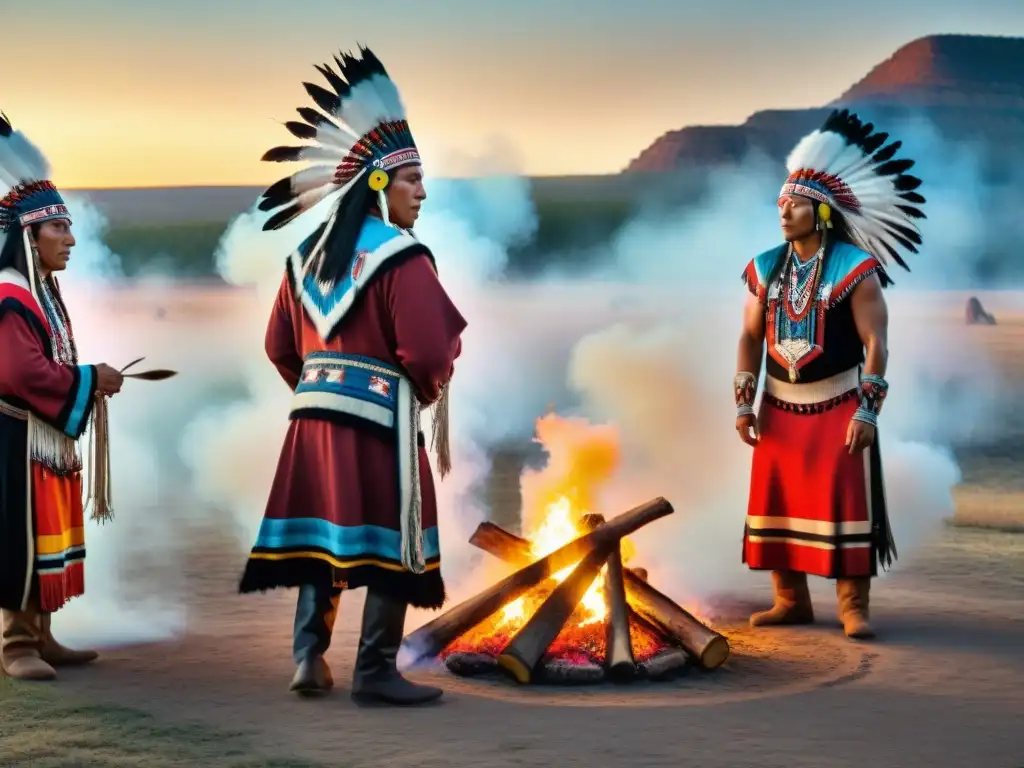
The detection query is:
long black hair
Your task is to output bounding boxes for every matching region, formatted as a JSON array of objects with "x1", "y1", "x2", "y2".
[{"x1": 308, "y1": 180, "x2": 378, "y2": 286}]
